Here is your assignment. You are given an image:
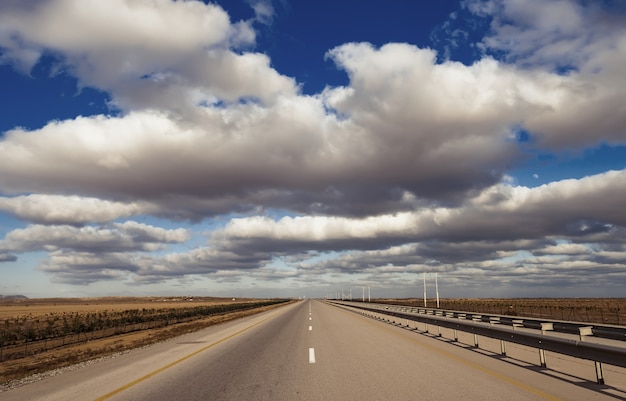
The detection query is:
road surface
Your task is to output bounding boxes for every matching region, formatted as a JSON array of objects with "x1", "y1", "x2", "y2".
[{"x1": 2, "y1": 300, "x2": 625, "y2": 400}]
